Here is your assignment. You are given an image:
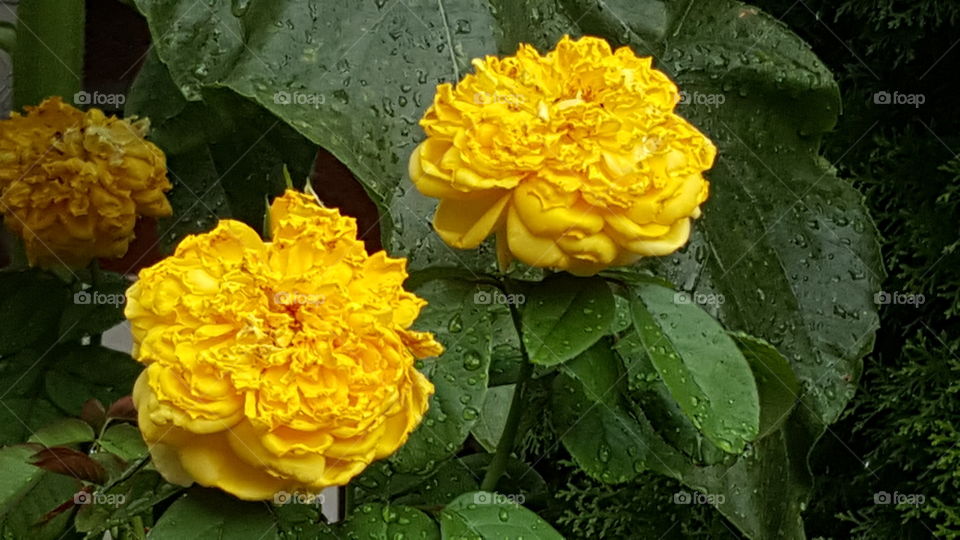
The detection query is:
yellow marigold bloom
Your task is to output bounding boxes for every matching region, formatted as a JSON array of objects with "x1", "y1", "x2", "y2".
[
  {"x1": 0, "y1": 97, "x2": 172, "y2": 267},
  {"x1": 126, "y1": 190, "x2": 443, "y2": 501},
  {"x1": 409, "y1": 35, "x2": 716, "y2": 275}
]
